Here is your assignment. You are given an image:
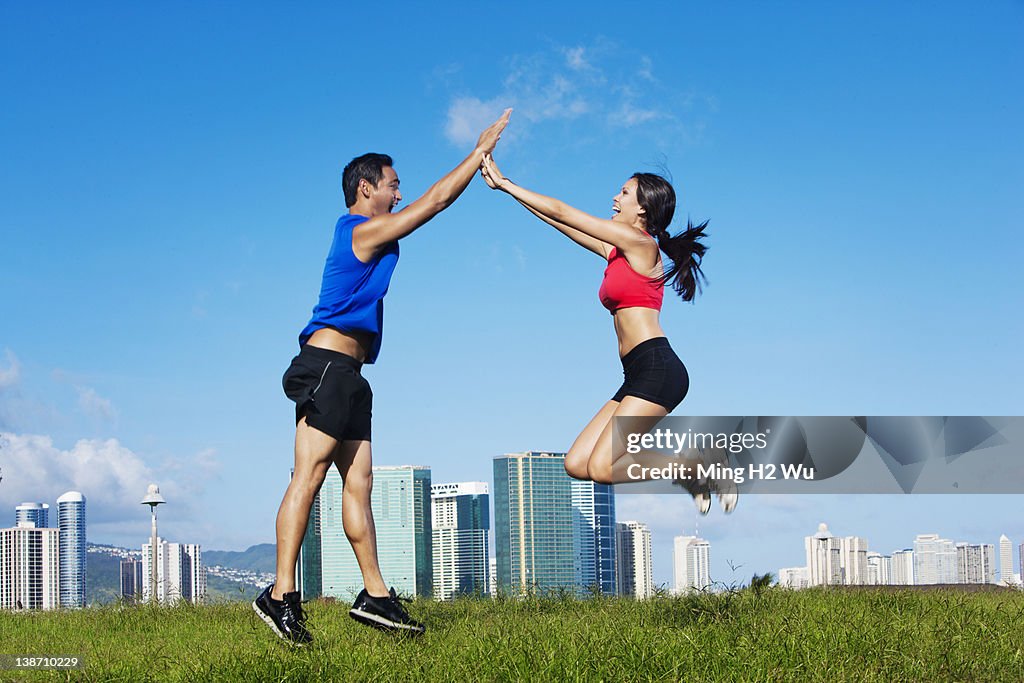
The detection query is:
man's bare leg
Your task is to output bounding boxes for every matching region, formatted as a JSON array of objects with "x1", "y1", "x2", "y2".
[
  {"x1": 271, "y1": 417, "x2": 336, "y2": 600},
  {"x1": 334, "y1": 439, "x2": 389, "y2": 597}
]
